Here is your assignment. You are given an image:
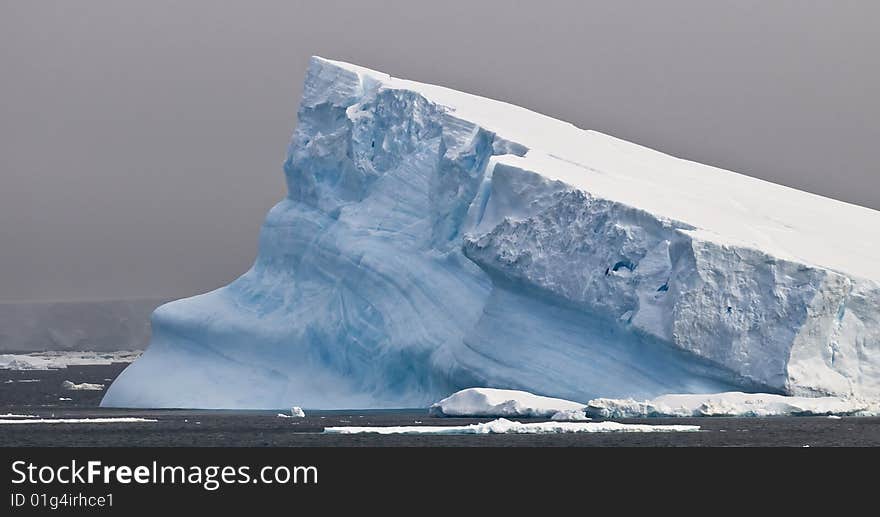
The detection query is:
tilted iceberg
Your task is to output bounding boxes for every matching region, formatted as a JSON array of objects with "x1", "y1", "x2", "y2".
[{"x1": 103, "y1": 57, "x2": 880, "y2": 409}]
